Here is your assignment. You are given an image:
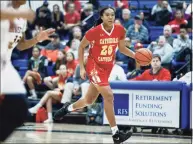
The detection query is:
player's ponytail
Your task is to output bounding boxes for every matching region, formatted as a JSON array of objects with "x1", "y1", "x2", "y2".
[{"x1": 94, "y1": 6, "x2": 115, "y2": 27}]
